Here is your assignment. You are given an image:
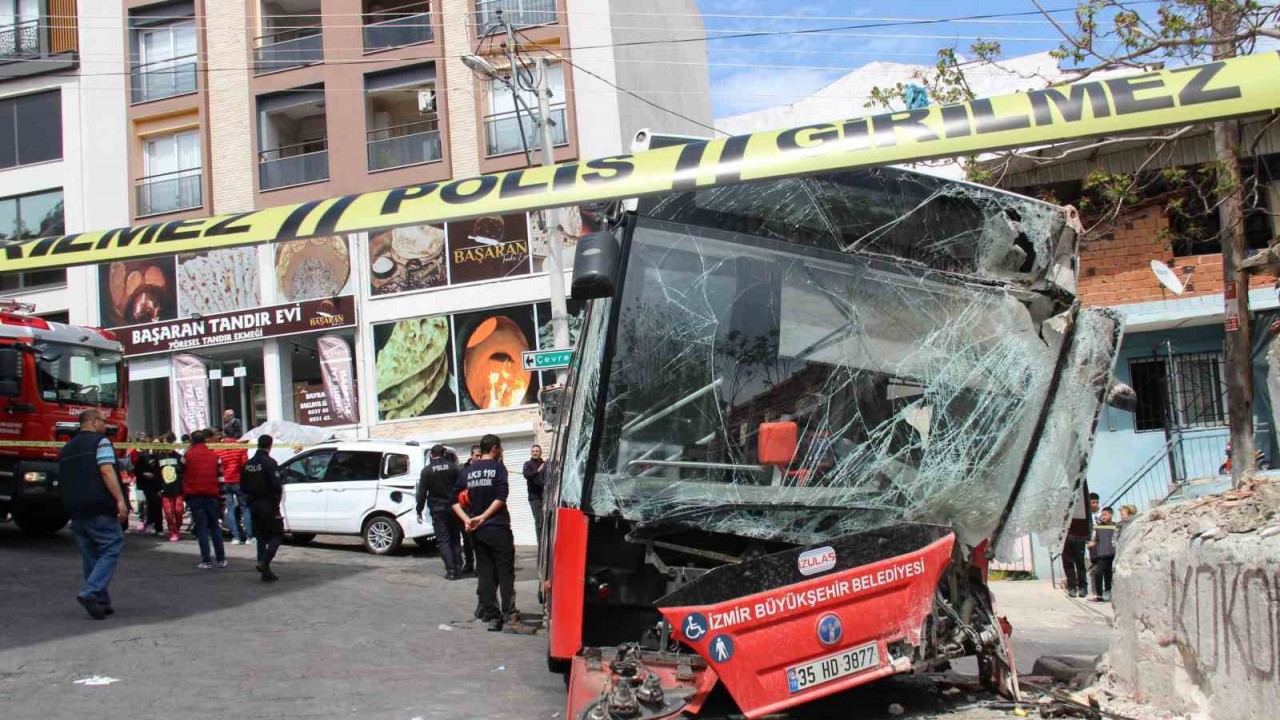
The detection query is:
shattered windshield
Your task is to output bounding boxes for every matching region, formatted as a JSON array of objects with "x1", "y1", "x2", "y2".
[{"x1": 589, "y1": 169, "x2": 1085, "y2": 548}]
